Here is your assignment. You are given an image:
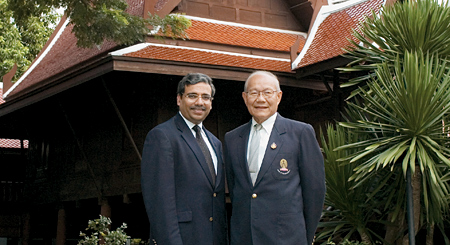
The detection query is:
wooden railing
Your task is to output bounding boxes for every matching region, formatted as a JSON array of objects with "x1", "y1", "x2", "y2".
[{"x1": 0, "y1": 181, "x2": 23, "y2": 203}]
